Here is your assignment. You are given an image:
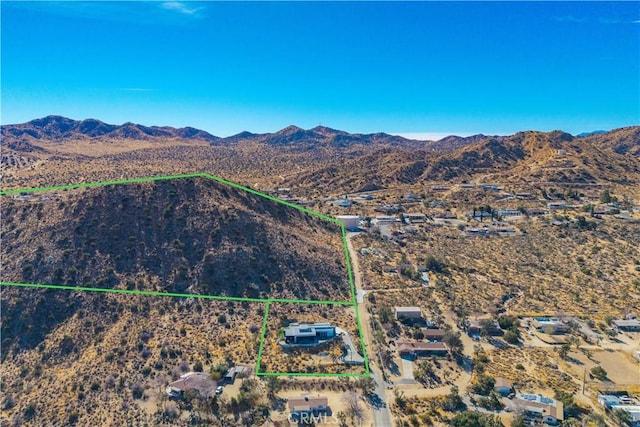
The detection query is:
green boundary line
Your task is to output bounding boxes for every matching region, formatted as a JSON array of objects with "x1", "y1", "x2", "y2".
[
  {"x1": 255, "y1": 301, "x2": 370, "y2": 377},
  {"x1": 255, "y1": 301, "x2": 270, "y2": 374},
  {"x1": 0, "y1": 282, "x2": 352, "y2": 305},
  {"x1": 0, "y1": 172, "x2": 340, "y2": 225},
  {"x1": 343, "y1": 226, "x2": 372, "y2": 375},
  {"x1": 1, "y1": 173, "x2": 371, "y2": 377}
]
